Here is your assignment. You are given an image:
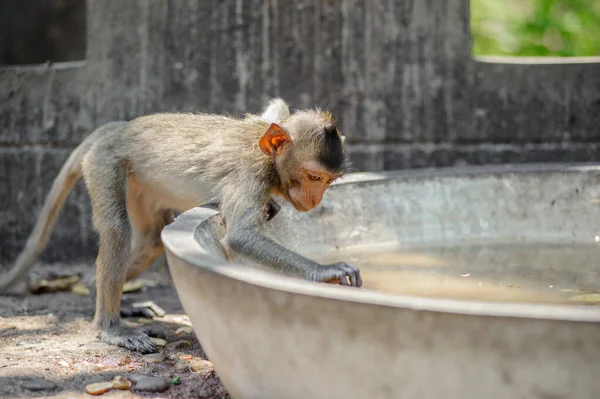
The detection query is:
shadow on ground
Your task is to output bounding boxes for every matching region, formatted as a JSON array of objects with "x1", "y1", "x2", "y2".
[{"x1": 0, "y1": 263, "x2": 230, "y2": 399}]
